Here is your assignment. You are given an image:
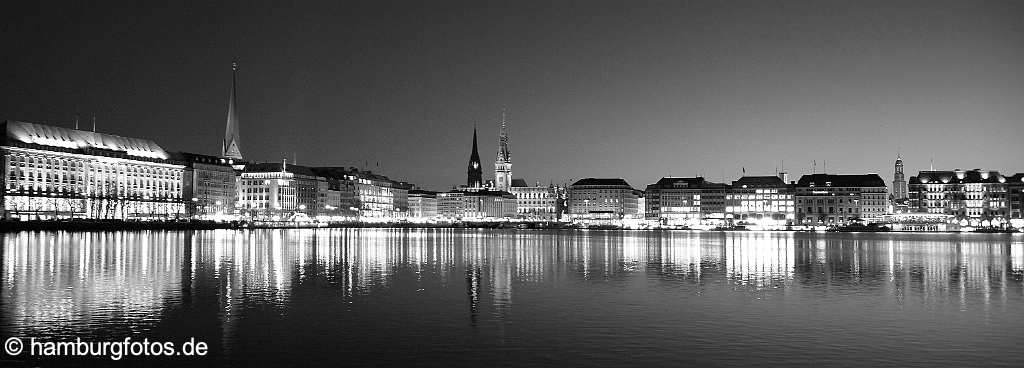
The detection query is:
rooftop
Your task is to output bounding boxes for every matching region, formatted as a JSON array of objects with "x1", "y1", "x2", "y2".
[
  {"x1": 244, "y1": 162, "x2": 319, "y2": 177},
  {"x1": 4, "y1": 120, "x2": 170, "y2": 160},
  {"x1": 908, "y1": 170, "x2": 1007, "y2": 185},
  {"x1": 647, "y1": 177, "x2": 728, "y2": 190},
  {"x1": 571, "y1": 178, "x2": 634, "y2": 189},
  {"x1": 796, "y1": 174, "x2": 886, "y2": 187},
  {"x1": 732, "y1": 176, "x2": 787, "y2": 188}
]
